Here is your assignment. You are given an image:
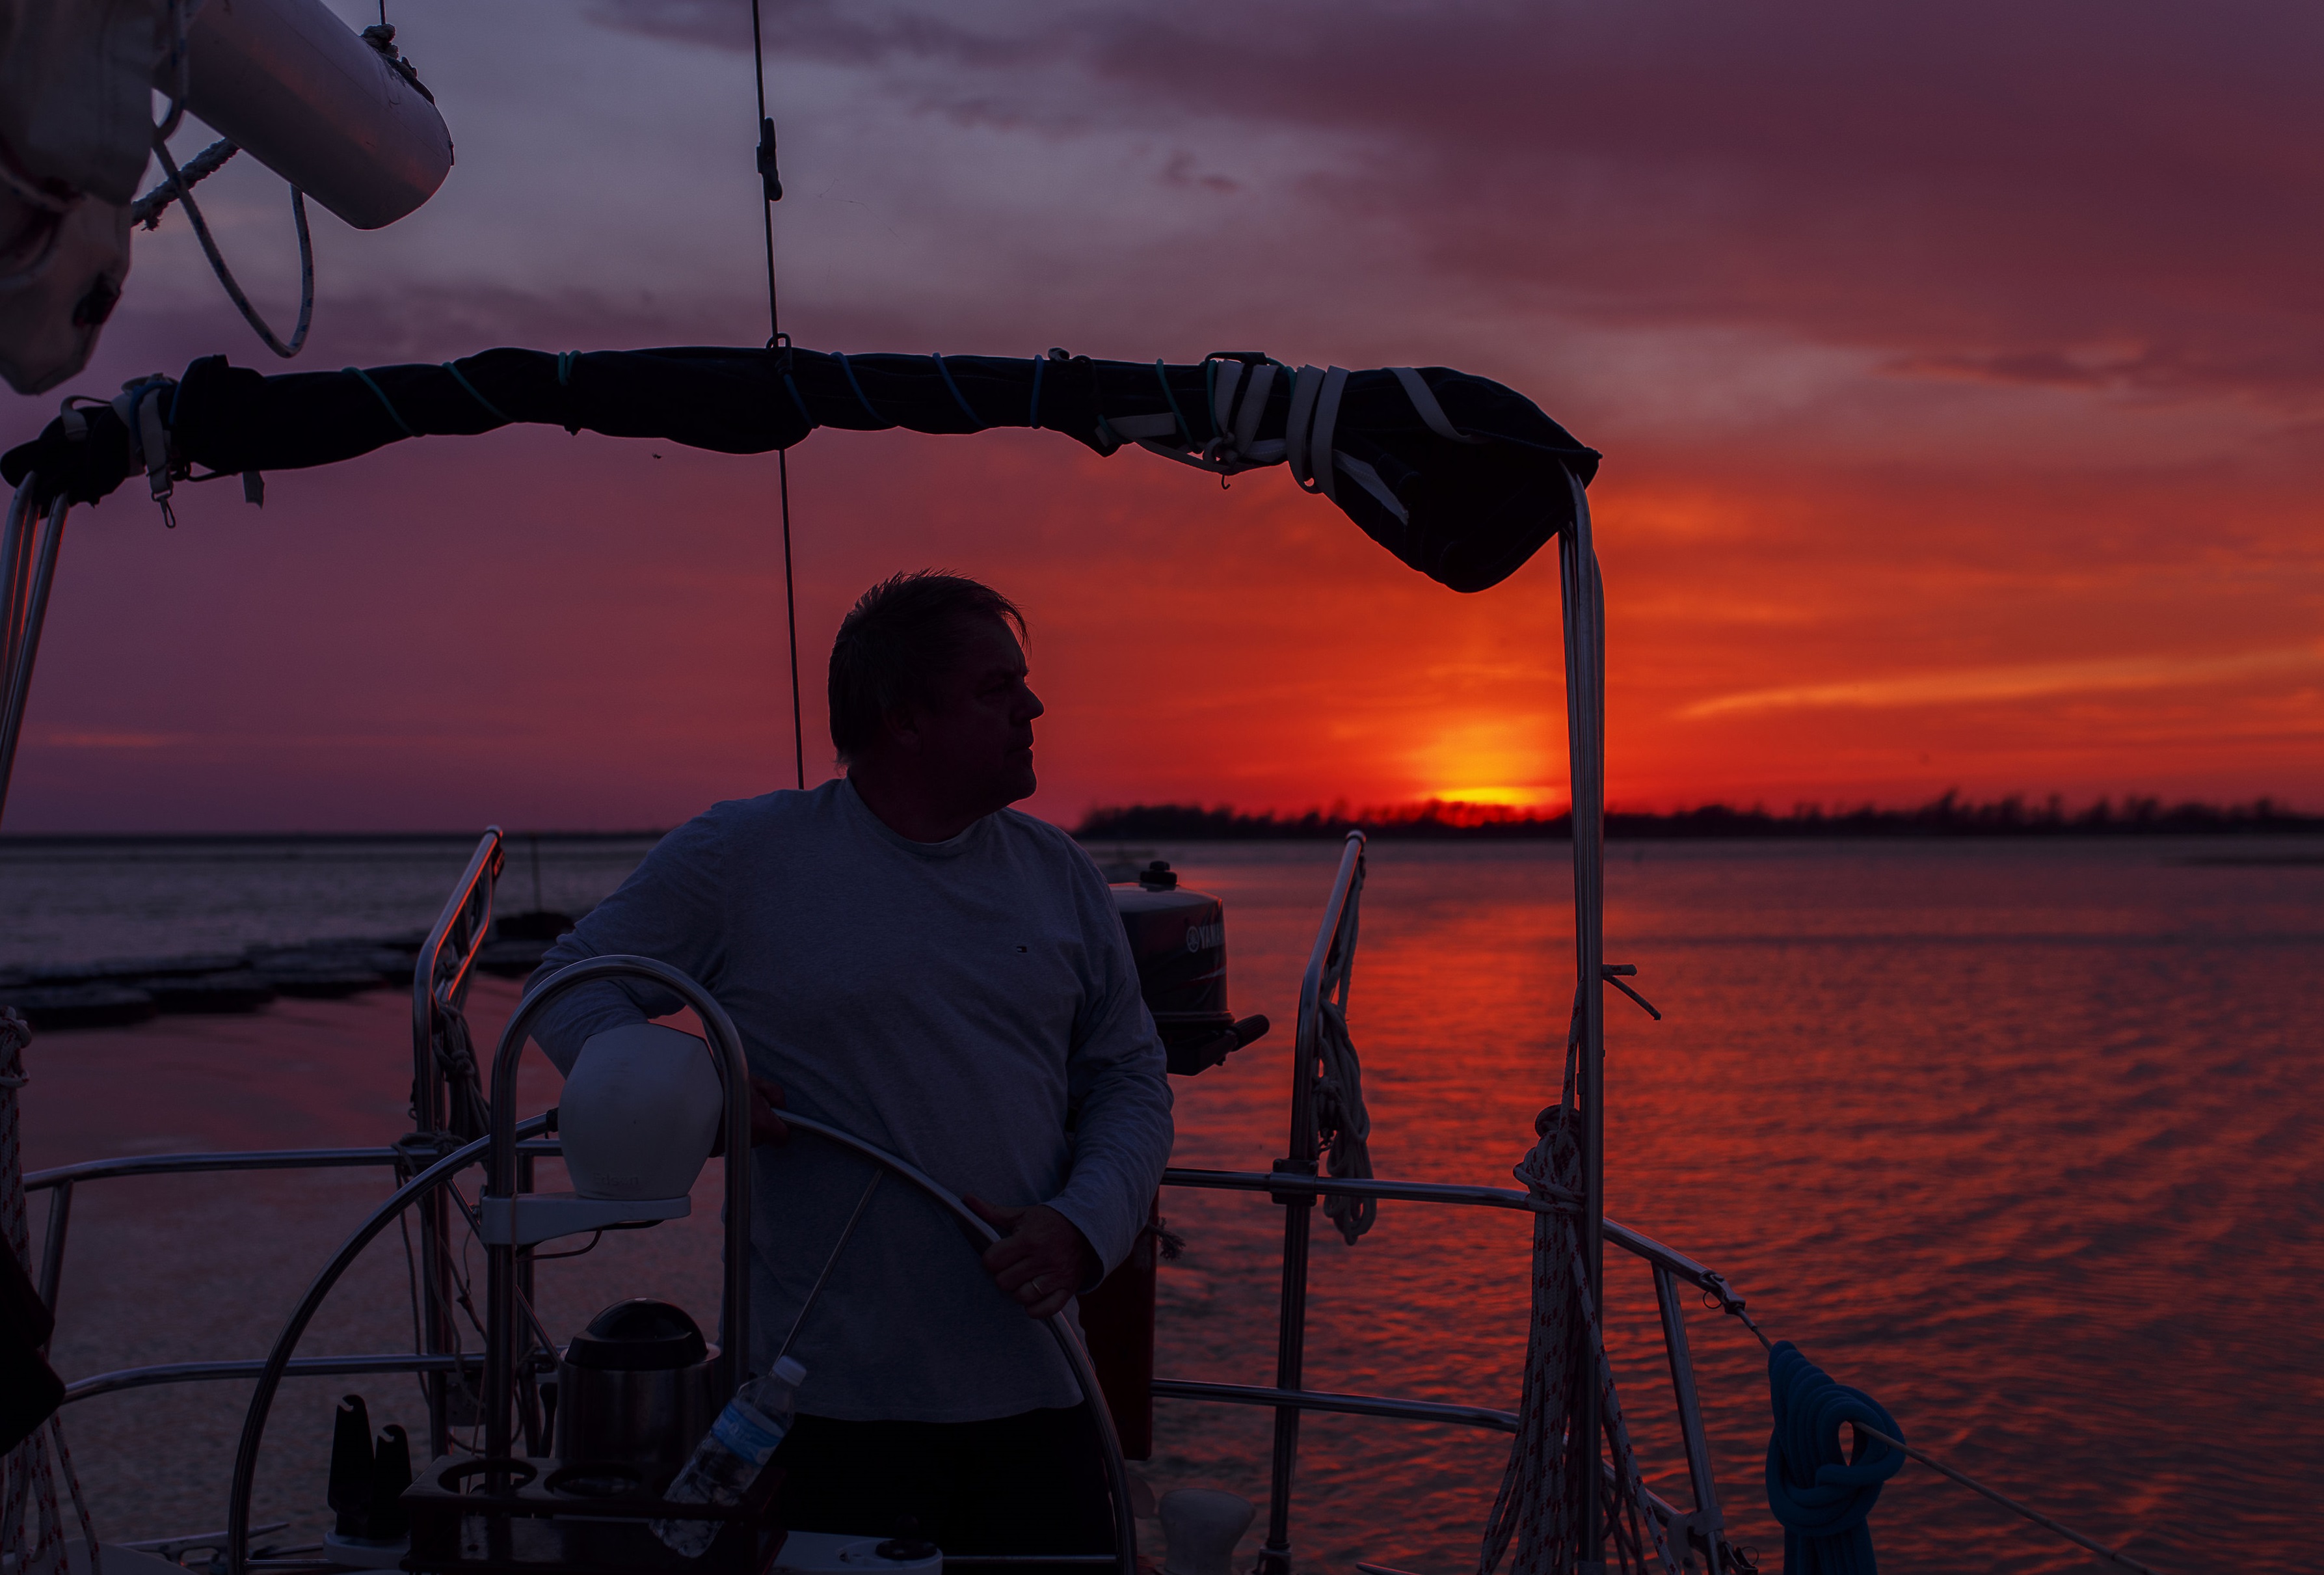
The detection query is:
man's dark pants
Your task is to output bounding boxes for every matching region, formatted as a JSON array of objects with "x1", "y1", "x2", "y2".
[{"x1": 770, "y1": 1405, "x2": 1115, "y2": 1555}]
